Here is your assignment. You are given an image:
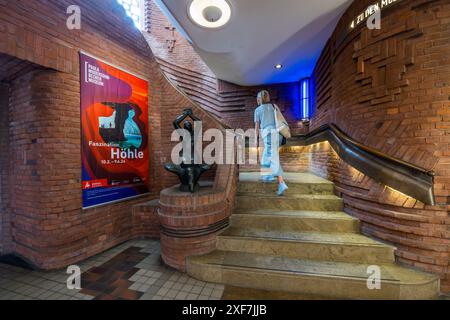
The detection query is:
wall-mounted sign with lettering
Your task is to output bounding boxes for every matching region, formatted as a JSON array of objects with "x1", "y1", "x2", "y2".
[
  {"x1": 349, "y1": 0, "x2": 405, "y2": 30},
  {"x1": 80, "y1": 52, "x2": 150, "y2": 209}
]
